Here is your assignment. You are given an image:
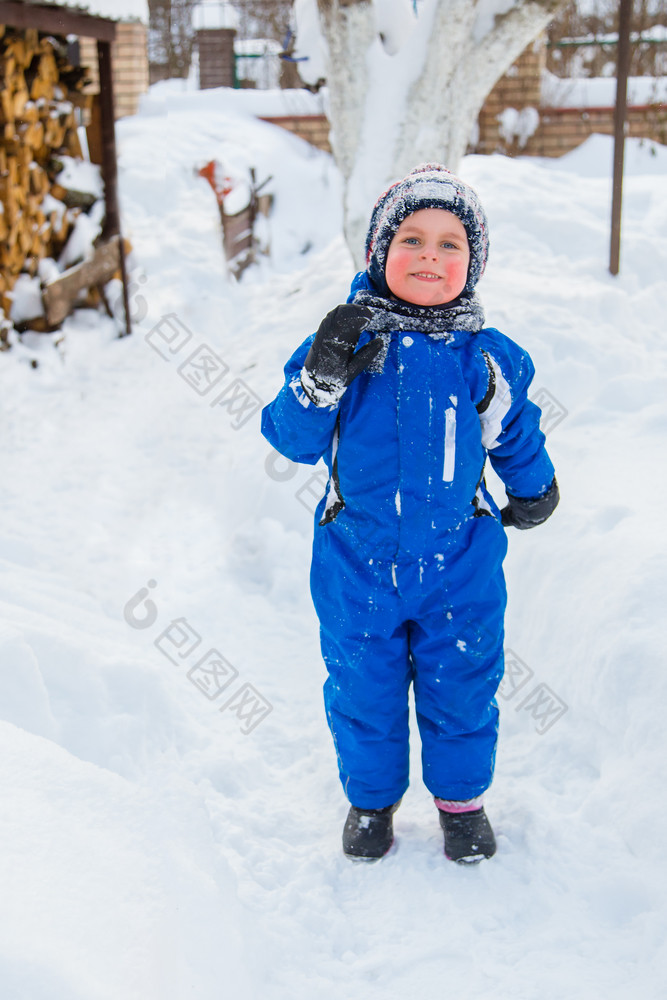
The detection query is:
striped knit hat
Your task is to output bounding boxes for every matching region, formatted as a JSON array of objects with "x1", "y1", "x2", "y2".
[{"x1": 365, "y1": 163, "x2": 489, "y2": 298}]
